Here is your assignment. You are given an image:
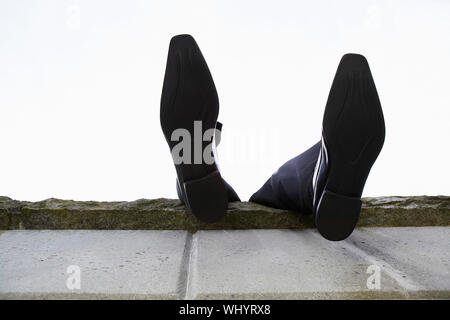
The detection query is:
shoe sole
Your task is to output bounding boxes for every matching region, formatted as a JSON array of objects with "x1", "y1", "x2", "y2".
[
  {"x1": 315, "y1": 54, "x2": 385, "y2": 241},
  {"x1": 160, "y1": 34, "x2": 228, "y2": 223},
  {"x1": 180, "y1": 171, "x2": 228, "y2": 223}
]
